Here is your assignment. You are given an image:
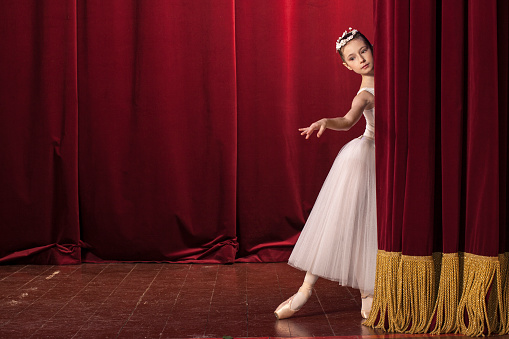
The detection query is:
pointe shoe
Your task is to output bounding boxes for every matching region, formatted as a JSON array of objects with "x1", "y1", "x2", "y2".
[
  {"x1": 274, "y1": 286, "x2": 312, "y2": 320},
  {"x1": 361, "y1": 295, "x2": 373, "y2": 319},
  {"x1": 274, "y1": 295, "x2": 297, "y2": 320}
]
